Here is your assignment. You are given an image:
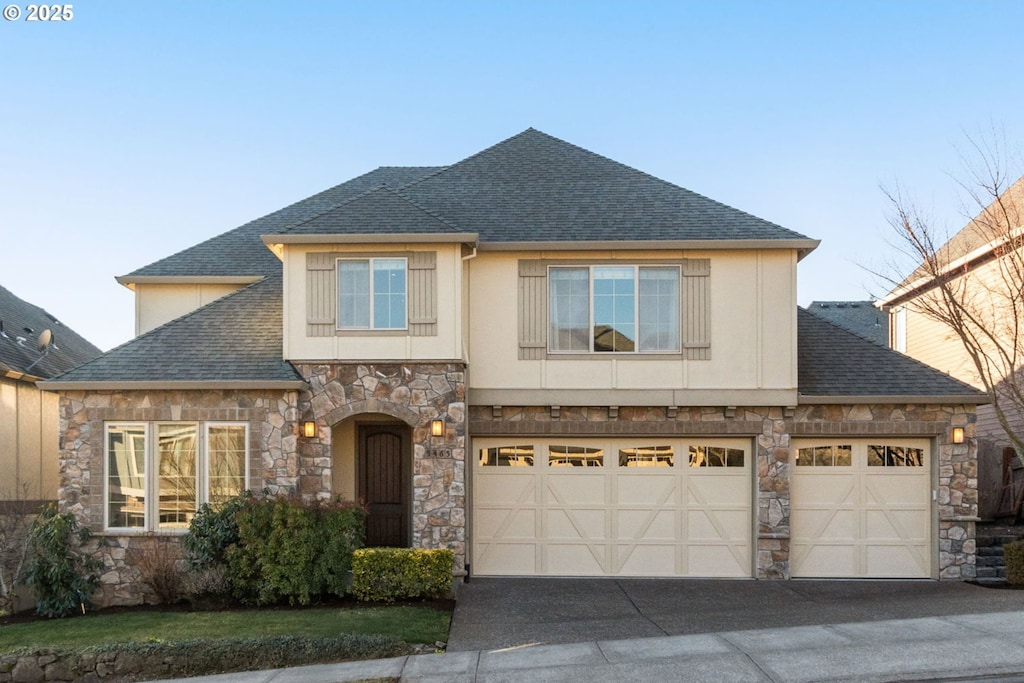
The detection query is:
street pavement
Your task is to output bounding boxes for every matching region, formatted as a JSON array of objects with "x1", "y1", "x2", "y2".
[{"x1": 151, "y1": 579, "x2": 1024, "y2": 682}]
